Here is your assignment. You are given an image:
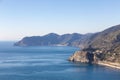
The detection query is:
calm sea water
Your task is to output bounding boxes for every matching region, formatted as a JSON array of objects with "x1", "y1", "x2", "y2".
[{"x1": 0, "y1": 42, "x2": 120, "y2": 80}]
